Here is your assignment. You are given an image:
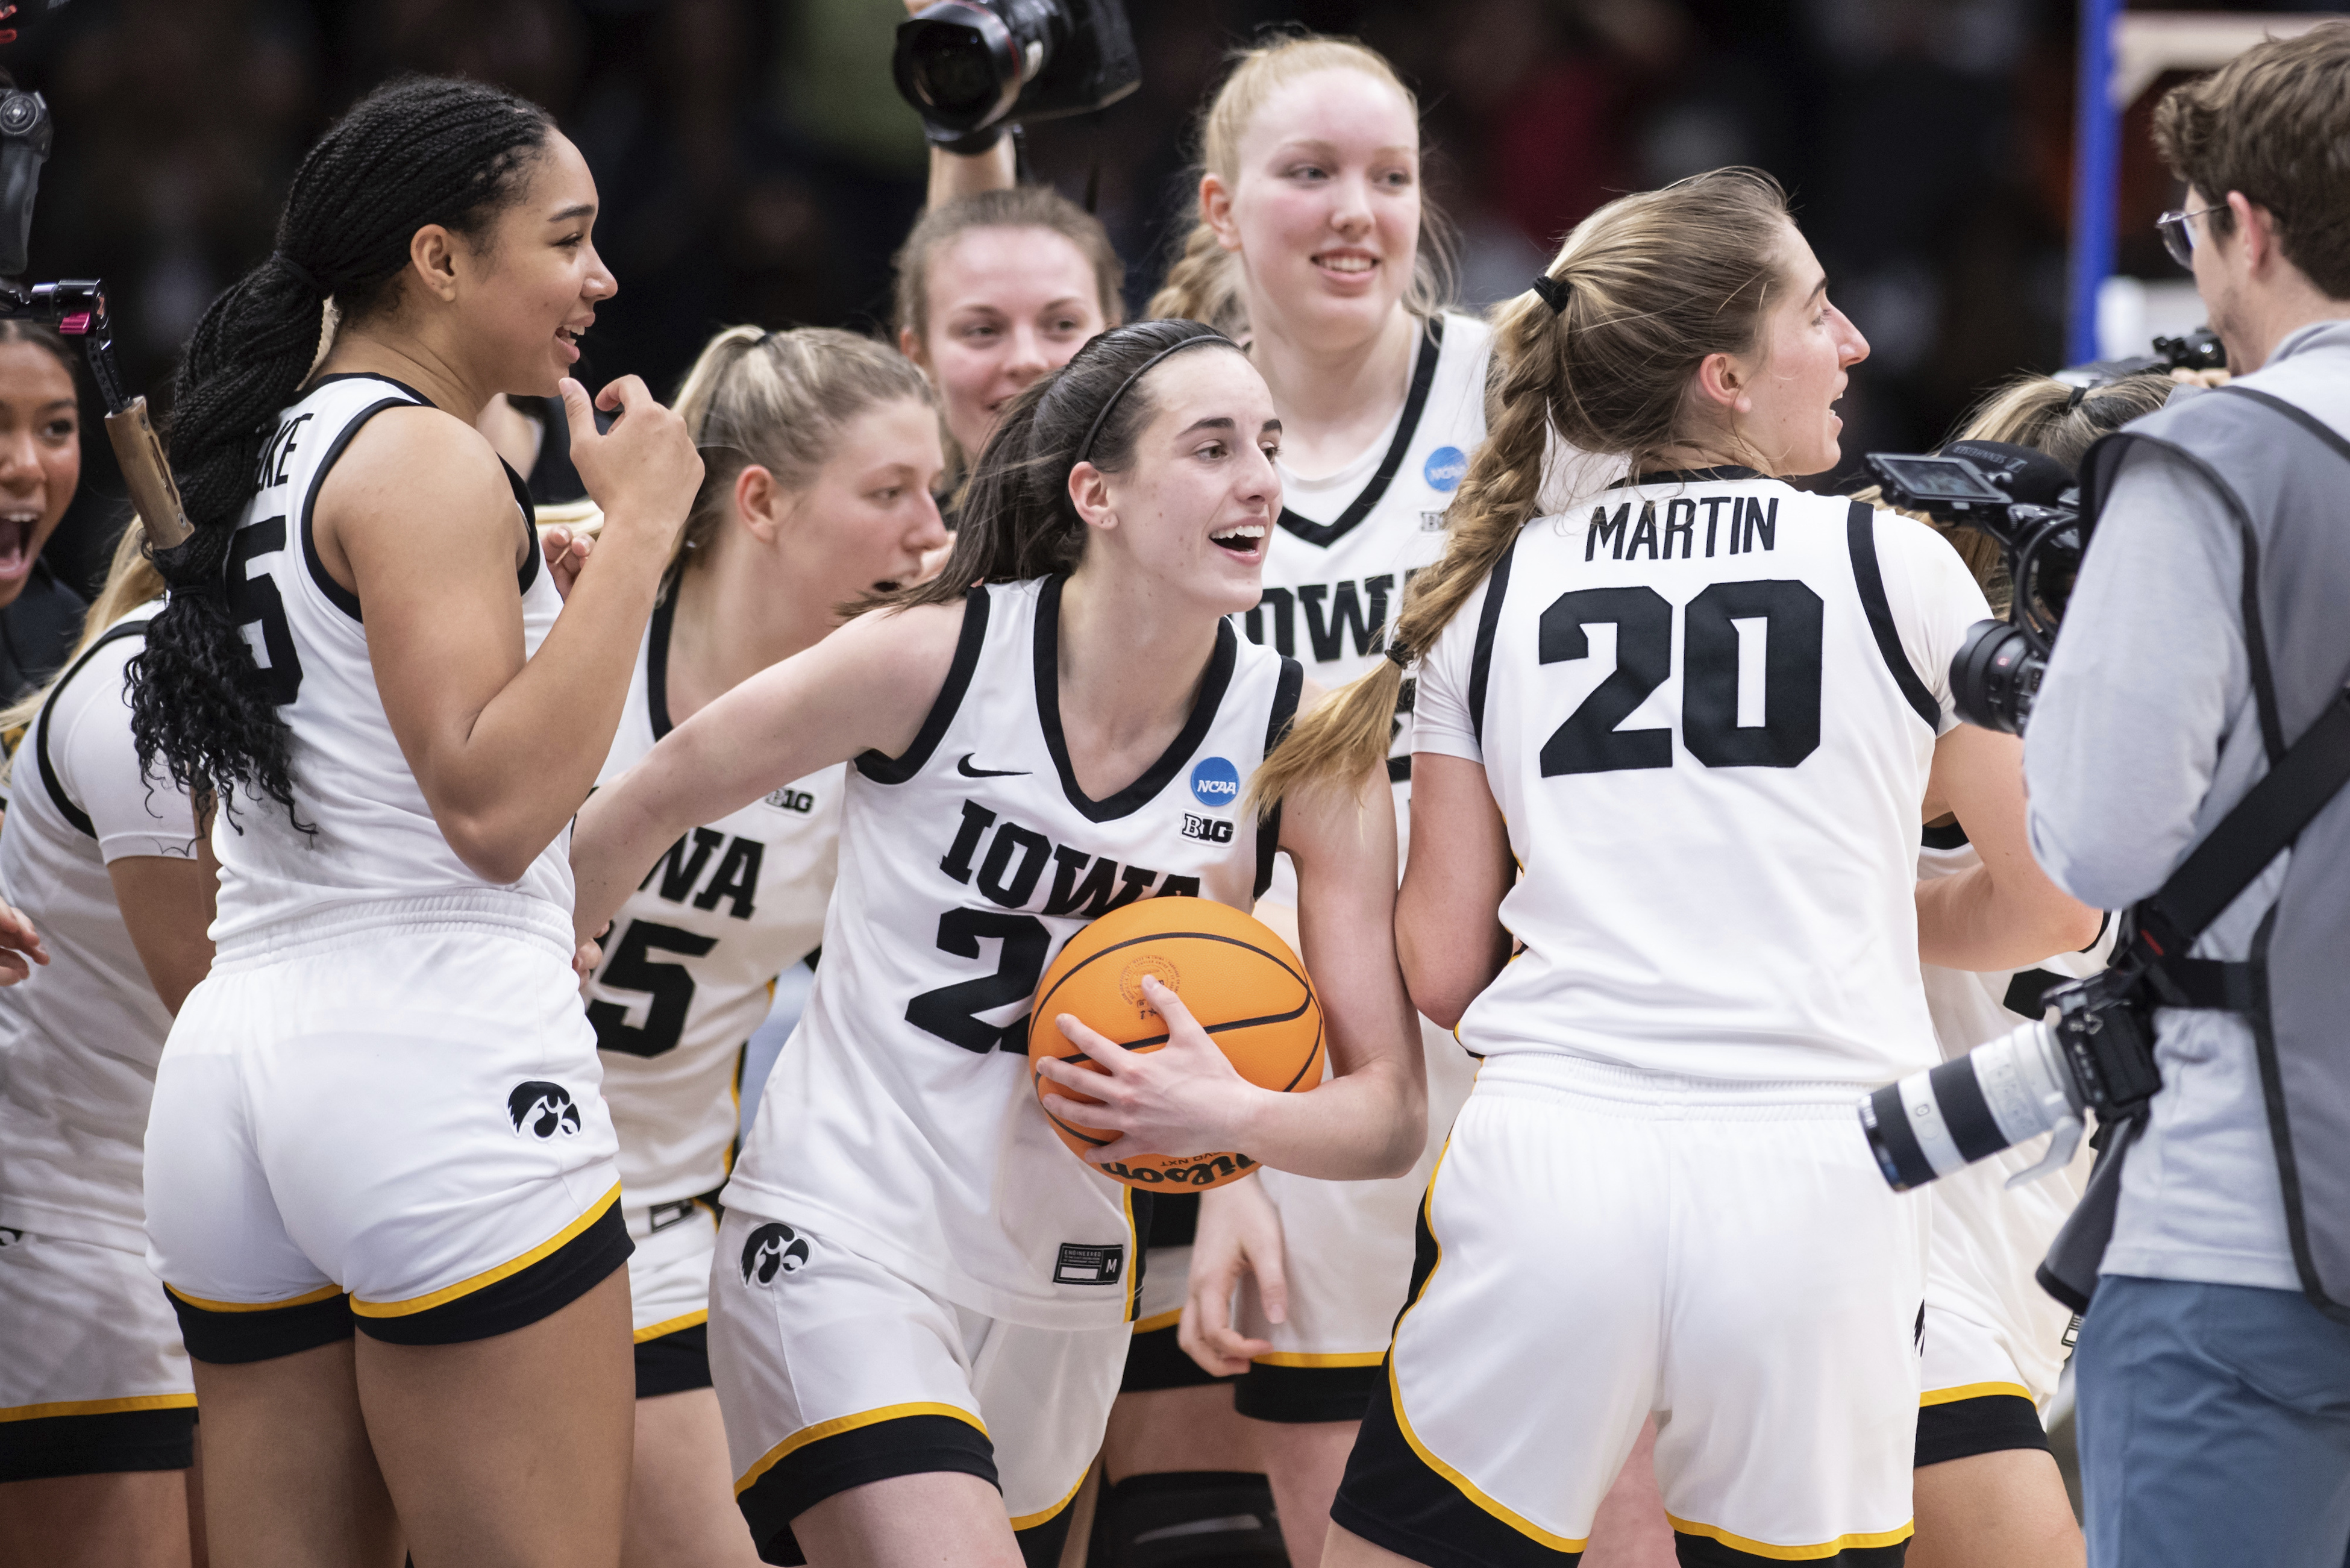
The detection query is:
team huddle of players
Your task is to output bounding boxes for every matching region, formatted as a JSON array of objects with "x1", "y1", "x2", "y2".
[{"x1": 0, "y1": 31, "x2": 2167, "y2": 1568}]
